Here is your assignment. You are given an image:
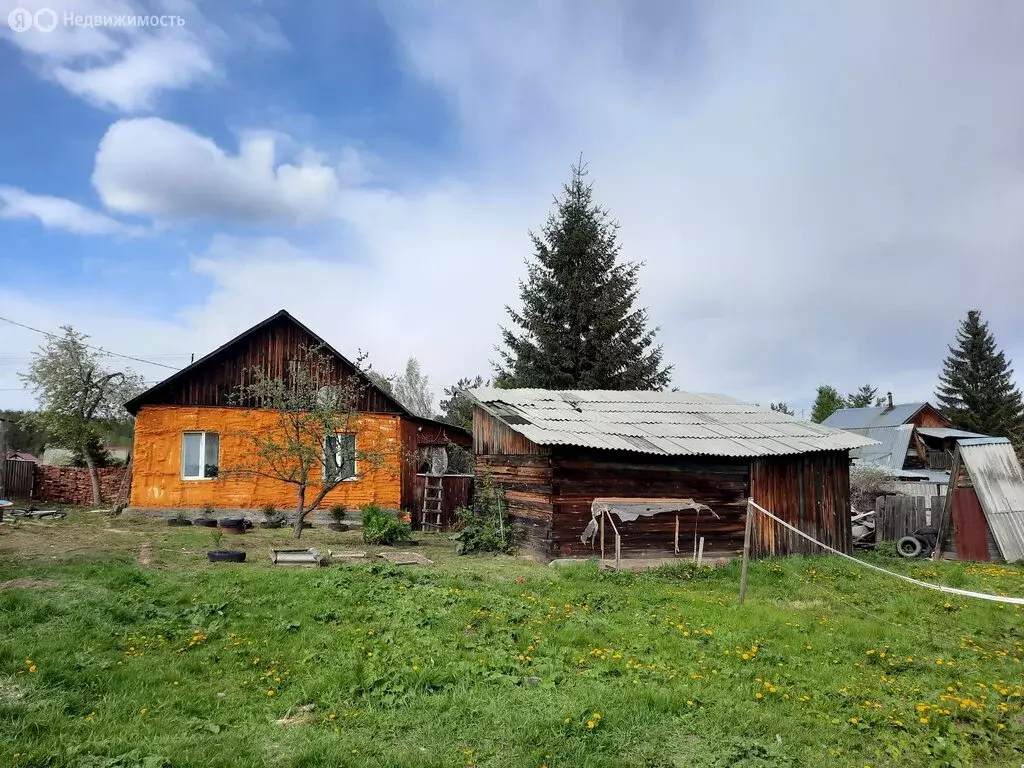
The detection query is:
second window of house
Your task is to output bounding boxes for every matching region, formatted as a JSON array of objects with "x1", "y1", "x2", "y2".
[
  {"x1": 182, "y1": 432, "x2": 220, "y2": 479},
  {"x1": 323, "y1": 433, "x2": 356, "y2": 481}
]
